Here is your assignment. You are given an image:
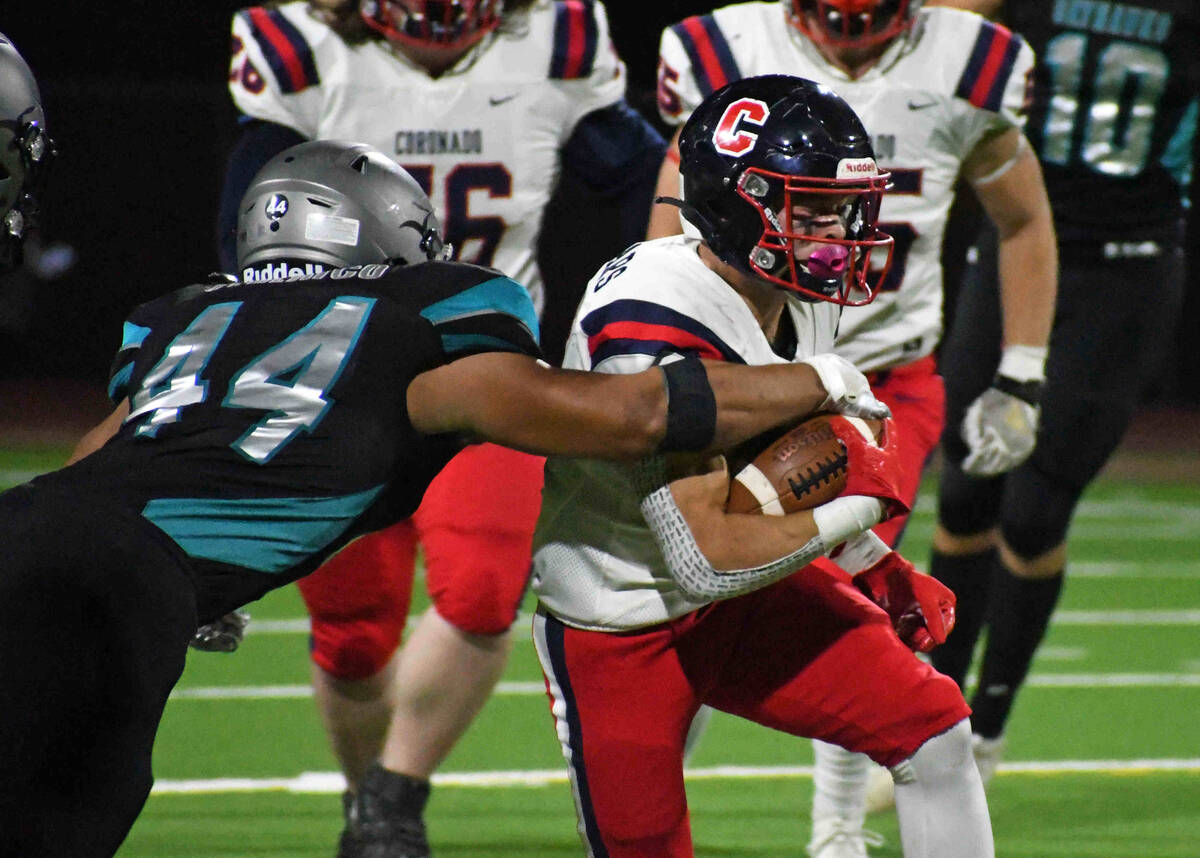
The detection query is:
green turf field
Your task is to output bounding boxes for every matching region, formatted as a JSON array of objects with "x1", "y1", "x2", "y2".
[{"x1": 3, "y1": 446, "x2": 1198, "y2": 857}]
